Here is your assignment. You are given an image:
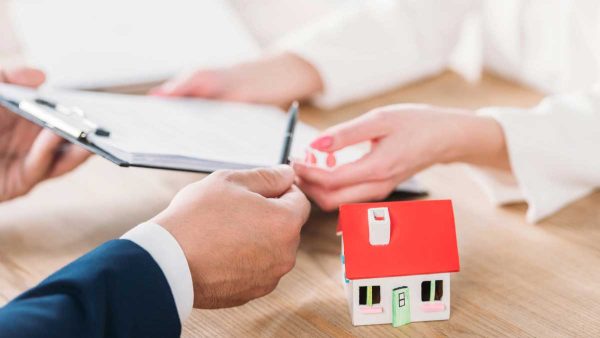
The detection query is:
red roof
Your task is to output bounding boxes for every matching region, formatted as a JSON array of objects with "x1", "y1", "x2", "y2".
[{"x1": 338, "y1": 200, "x2": 459, "y2": 280}]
